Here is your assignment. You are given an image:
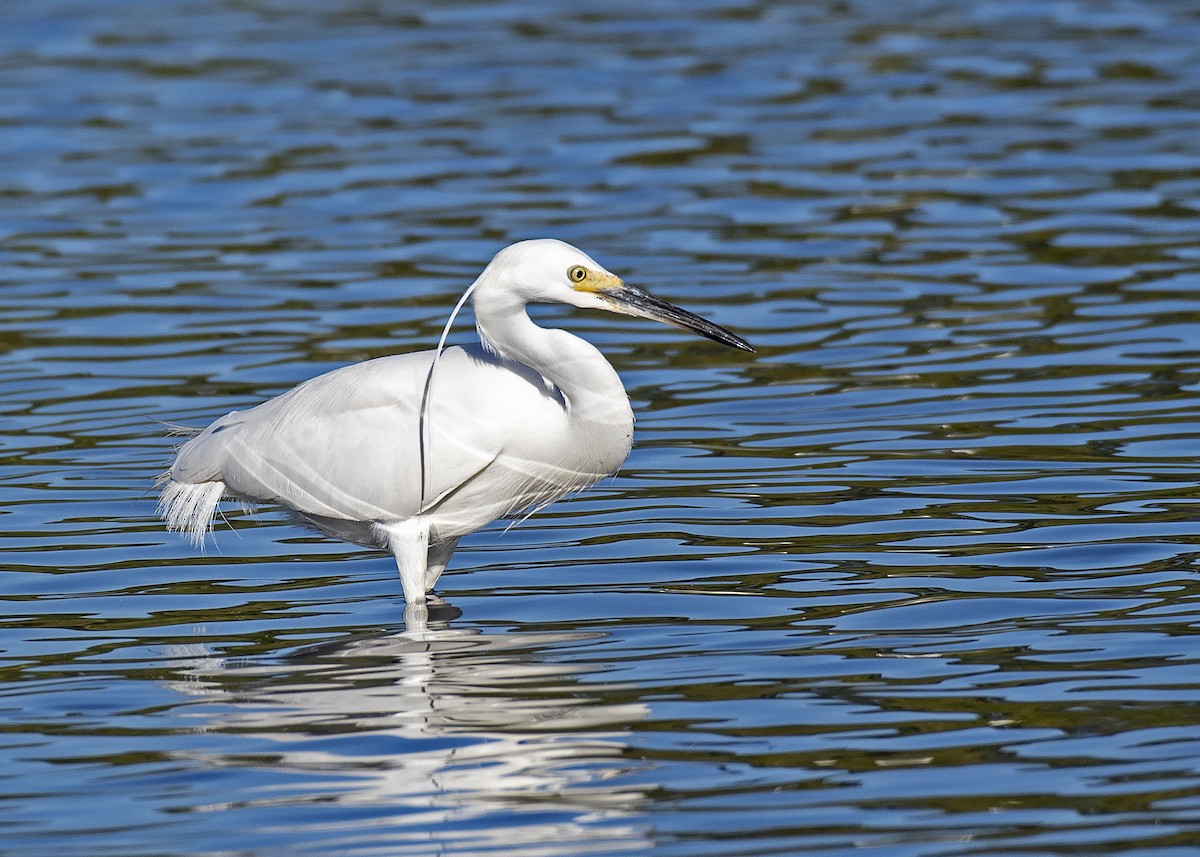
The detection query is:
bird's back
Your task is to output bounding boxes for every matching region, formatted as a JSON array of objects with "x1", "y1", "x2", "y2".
[{"x1": 164, "y1": 343, "x2": 632, "y2": 546}]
